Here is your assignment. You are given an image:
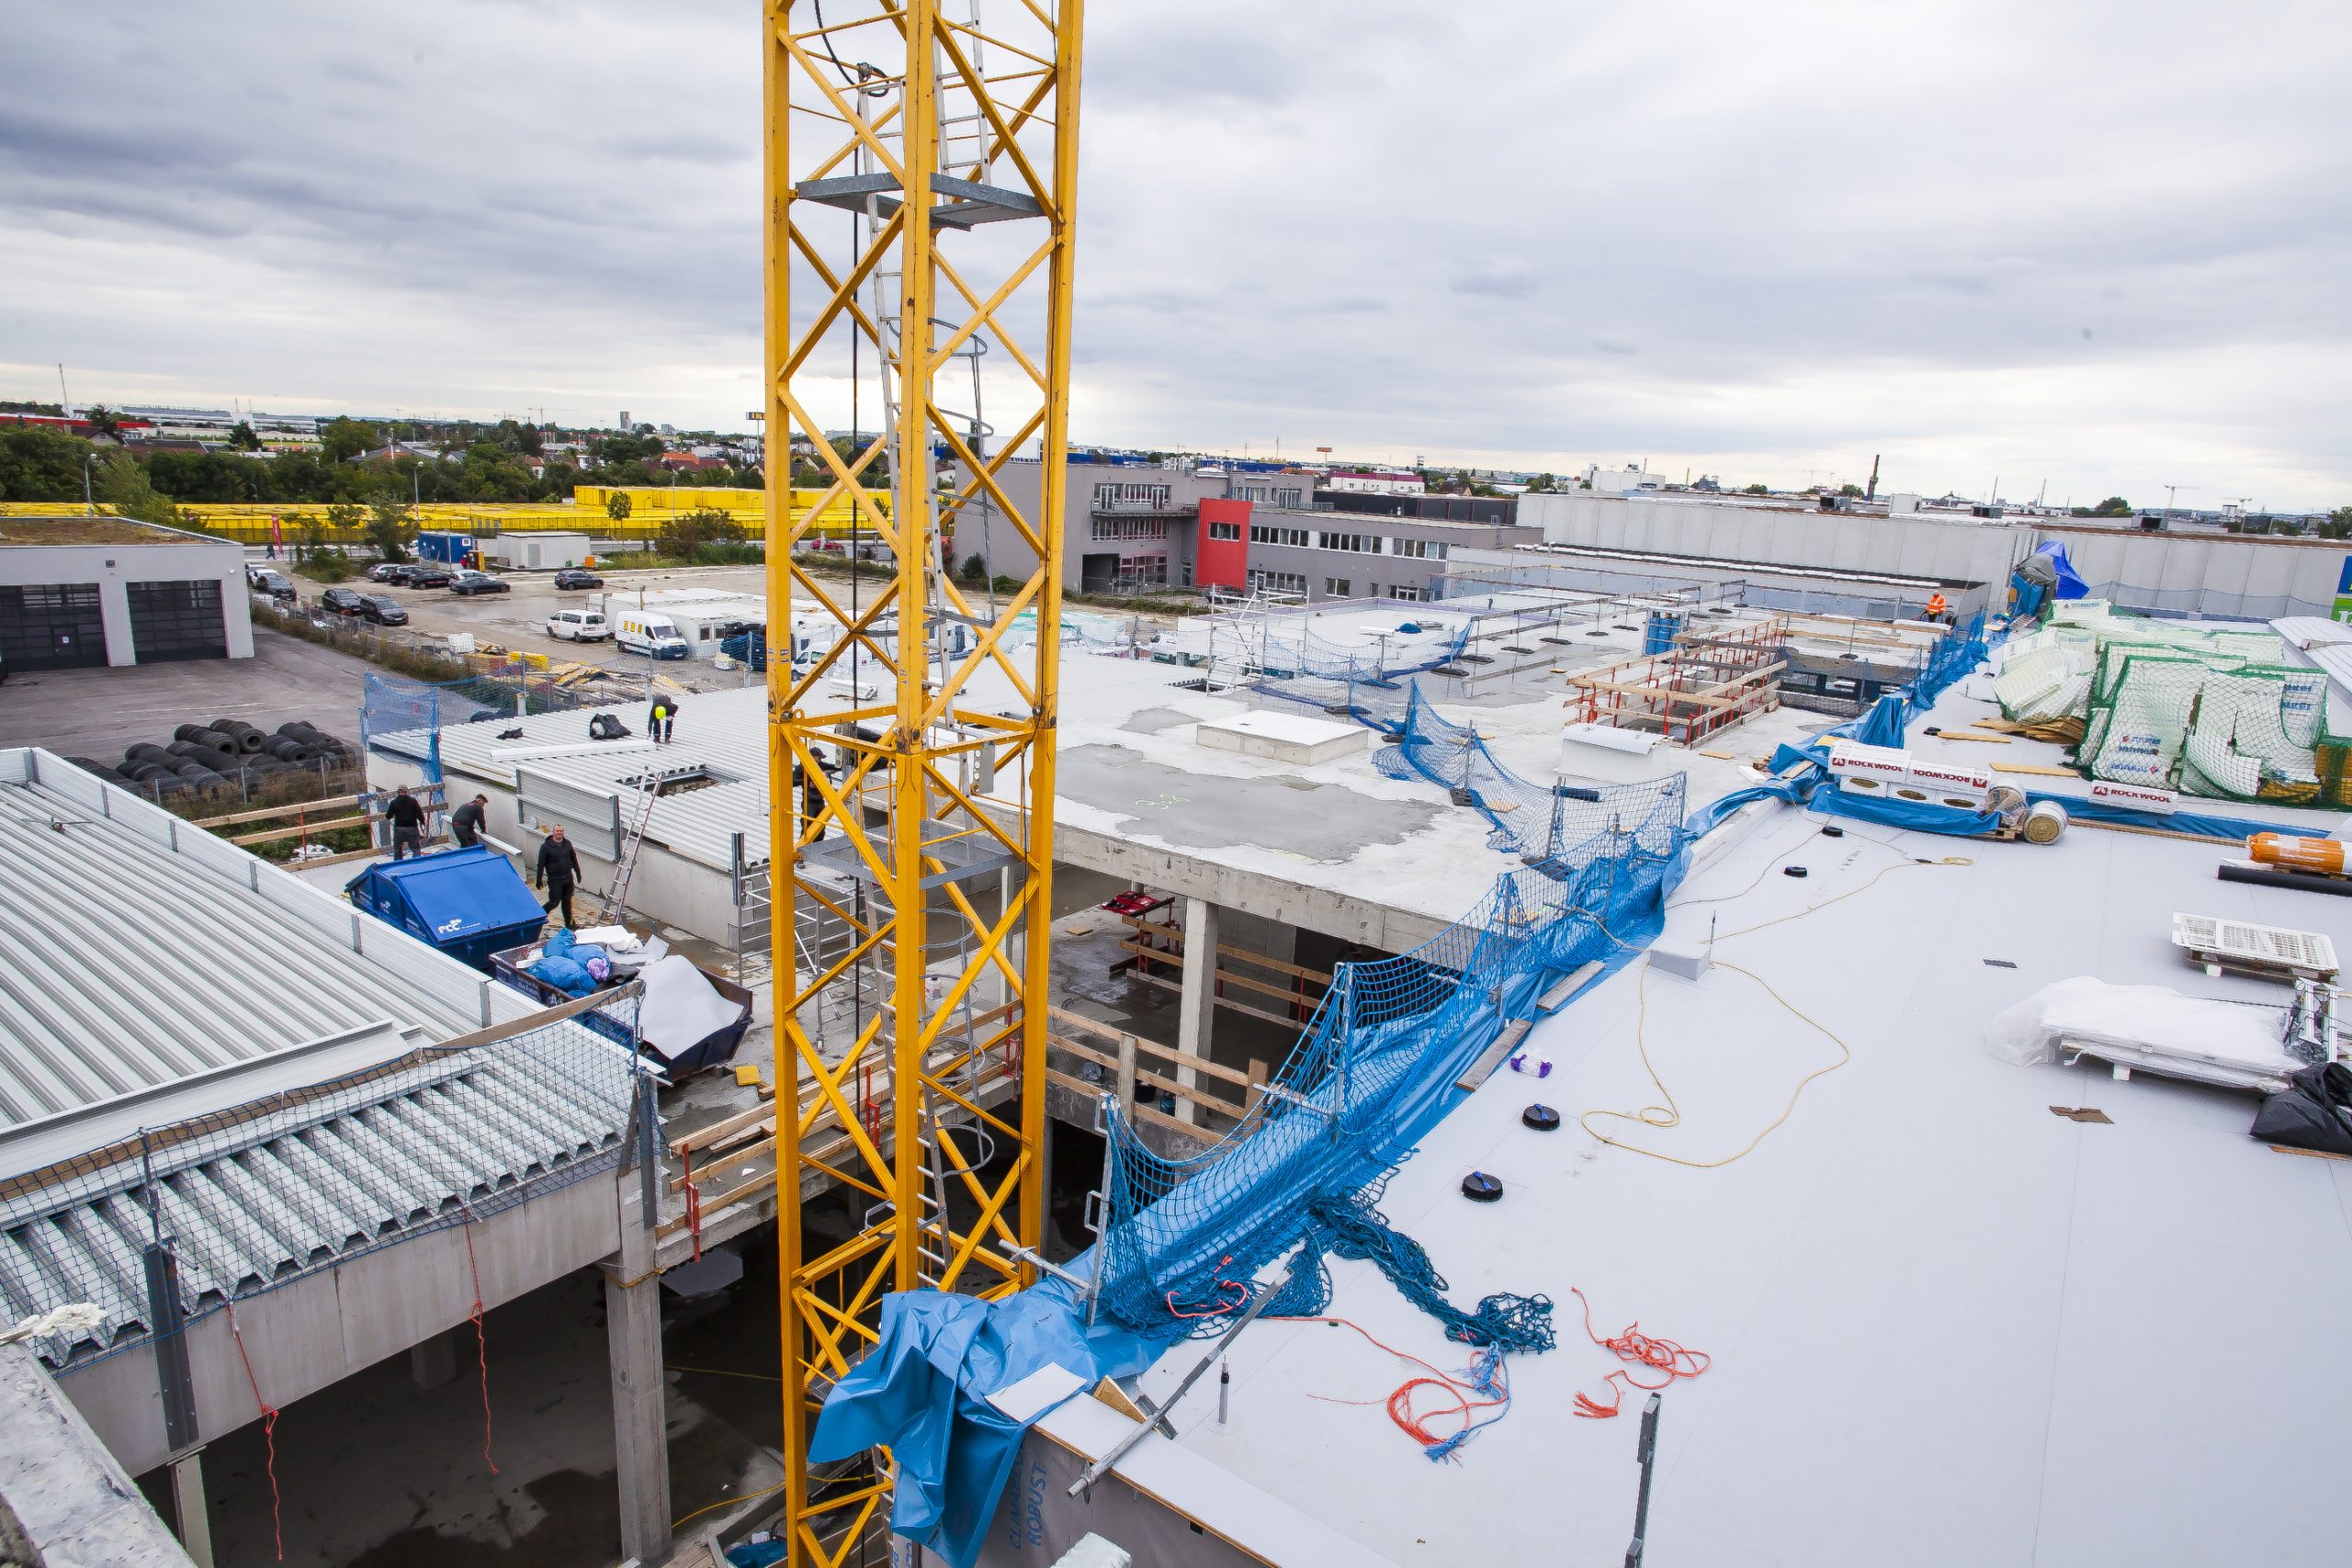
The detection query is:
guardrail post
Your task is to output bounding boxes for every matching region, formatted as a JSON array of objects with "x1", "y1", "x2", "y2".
[{"x1": 1114, "y1": 1031, "x2": 1138, "y2": 1121}]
